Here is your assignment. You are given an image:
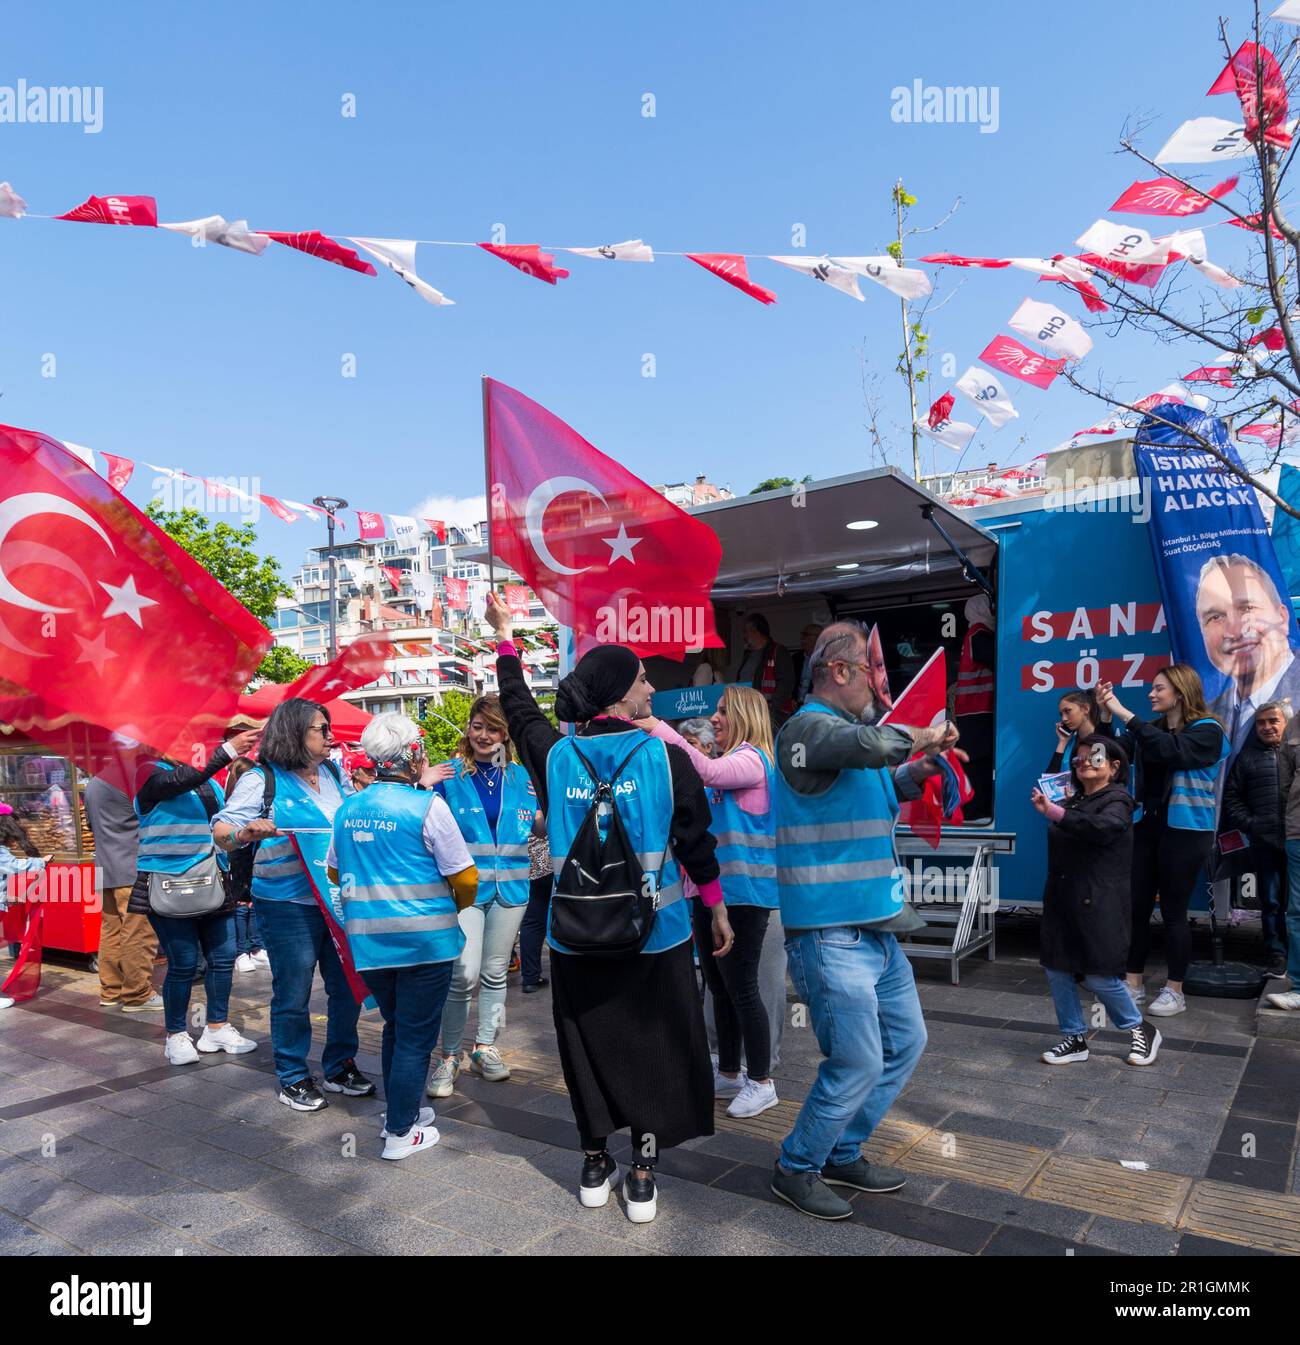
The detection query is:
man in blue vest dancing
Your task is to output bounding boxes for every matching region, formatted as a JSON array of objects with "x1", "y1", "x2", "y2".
[{"x1": 771, "y1": 620, "x2": 961, "y2": 1220}]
